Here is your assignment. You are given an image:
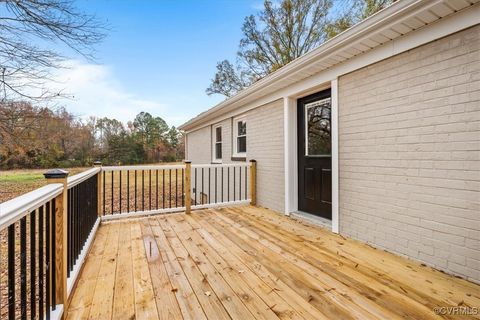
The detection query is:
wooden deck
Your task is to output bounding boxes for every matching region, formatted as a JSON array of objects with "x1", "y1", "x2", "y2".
[{"x1": 66, "y1": 206, "x2": 480, "y2": 320}]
